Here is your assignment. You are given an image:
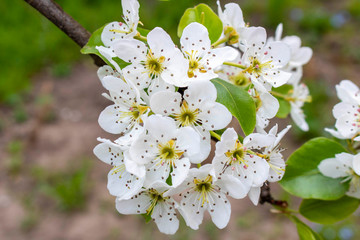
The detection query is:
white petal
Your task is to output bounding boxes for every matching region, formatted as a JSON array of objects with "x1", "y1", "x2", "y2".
[
  {"x1": 205, "y1": 47, "x2": 239, "y2": 68},
  {"x1": 107, "y1": 167, "x2": 144, "y2": 199},
  {"x1": 267, "y1": 153, "x2": 286, "y2": 182},
  {"x1": 275, "y1": 23, "x2": 283, "y2": 41},
  {"x1": 290, "y1": 47, "x2": 313, "y2": 66},
  {"x1": 215, "y1": 174, "x2": 251, "y2": 199},
  {"x1": 335, "y1": 115, "x2": 358, "y2": 138},
  {"x1": 243, "y1": 133, "x2": 276, "y2": 150},
  {"x1": 147, "y1": 78, "x2": 175, "y2": 98},
  {"x1": 150, "y1": 91, "x2": 181, "y2": 116},
  {"x1": 178, "y1": 192, "x2": 205, "y2": 230},
  {"x1": 247, "y1": 156, "x2": 270, "y2": 187},
  {"x1": 122, "y1": 64, "x2": 151, "y2": 89},
  {"x1": 248, "y1": 187, "x2": 261, "y2": 206},
  {"x1": 208, "y1": 192, "x2": 231, "y2": 229},
  {"x1": 115, "y1": 193, "x2": 151, "y2": 214},
  {"x1": 262, "y1": 69, "x2": 292, "y2": 88},
  {"x1": 97, "y1": 65, "x2": 122, "y2": 87},
  {"x1": 145, "y1": 115, "x2": 177, "y2": 140},
  {"x1": 152, "y1": 201, "x2": 179, "y2": 235},
  {"x1": 148, "y1": 27, "x2": 177, "y2": 55},
  {"x1": 124, "y1": 153, "x2": 146, "y2": 178},
  {"x1": 290, "y1": 104, "x2": 309, "y2": 131},
  {"x1": 93, "y1": 139, "x2": 126, "y2": 166},
  {"x1": 214, "y1": 128, "x2": 238, "y2": 156},
  {"x1": 346, "y1": 183, "x2": 360, "y2": 199},
  {"x1": 352, "y1": 154, "x2": 360, "y2": 176},
  {"x1": 176, "y1": 127, "x2": 201, "y2": 159},
  {"x1": 223, "y1": 3, "x2": 245, "y2": 29},
  {"x1": 180, "y1": 22, "x2": 211, "y2": 54},
  {"x1": 244, "y1": 27, "x2": 267, "y2": 56},
  {"x1": 184, "y1": 80, "x2": 217, "y2": 105},
  {"x1": 318, "y1": 158, "x2": 350, "y2": 178},
  {"x1": 259, "y1": 92, "x2": 279, "y2": 118},
  {"x1": 199, "y1": 103, "x2": 232, "y2": 130},
  {"x1": 336, "y1": 80, "x2": 360, "y2": 103},
  {"x1": 190, "y1": 126, "x2": 211, "y2": 163},
  {"x1": 98, "y1": 105, "x2": 132, "y2": 134},
  {"x1": 121, "y1": 0, "x2": 140, "y2": 27},
  {"x1": 113, "y1": 39, "x2": 147, "y2": 63},
  {"x1": 325, "y1": 128, "x2": 347, "y2": 139},
  {"x1": 262, "y1": 41, "x2": 291, "y2": 68},
  {"x1": 101, "y1": 21, "x2": 132, "y2": 47},
  {"x1": 332, "y1": 102, "x2": 356, "y2": 119},
  {"x1": 171, "y1": 158, "x2": 191, "y2": 187},
  {"x1": 102, "y1": 76, "x2": 138, "y2": 104}
]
